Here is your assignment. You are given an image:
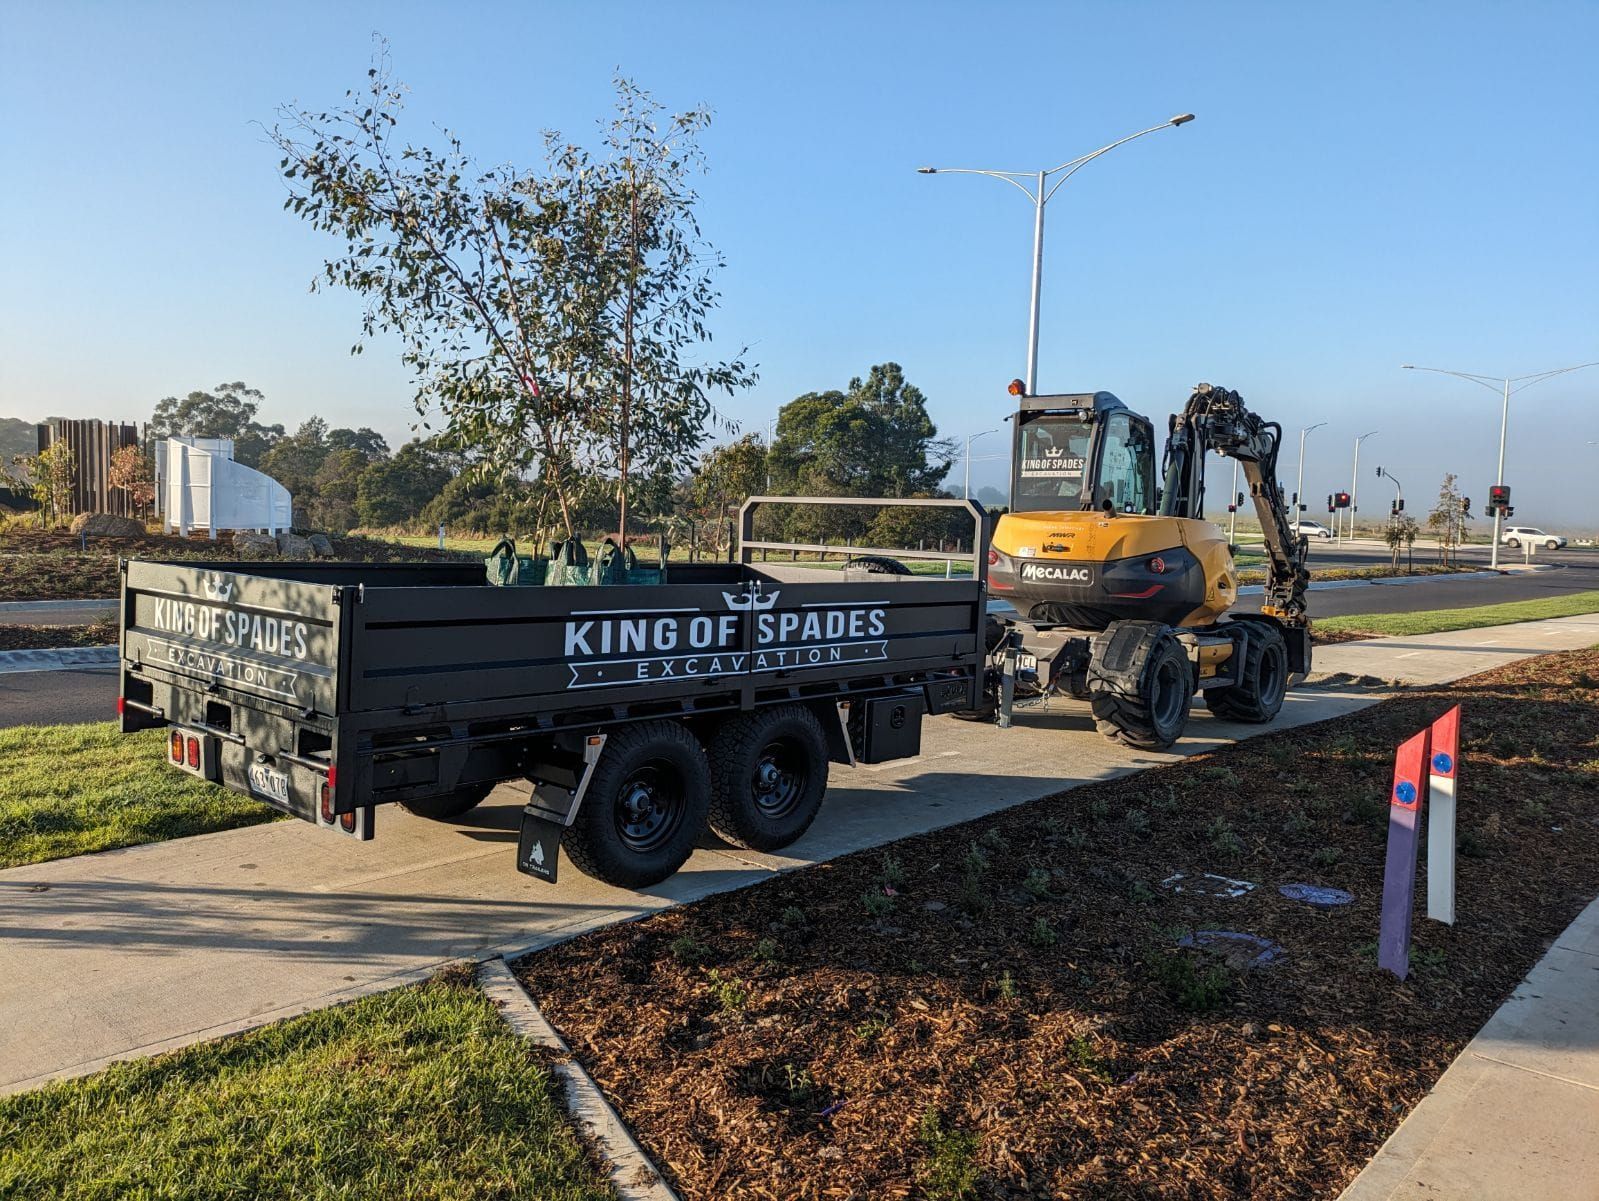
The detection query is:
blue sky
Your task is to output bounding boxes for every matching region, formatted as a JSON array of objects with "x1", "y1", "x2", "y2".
[{"x1": 2, "y1": 1, "x2": 1596, "y2": 522}]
